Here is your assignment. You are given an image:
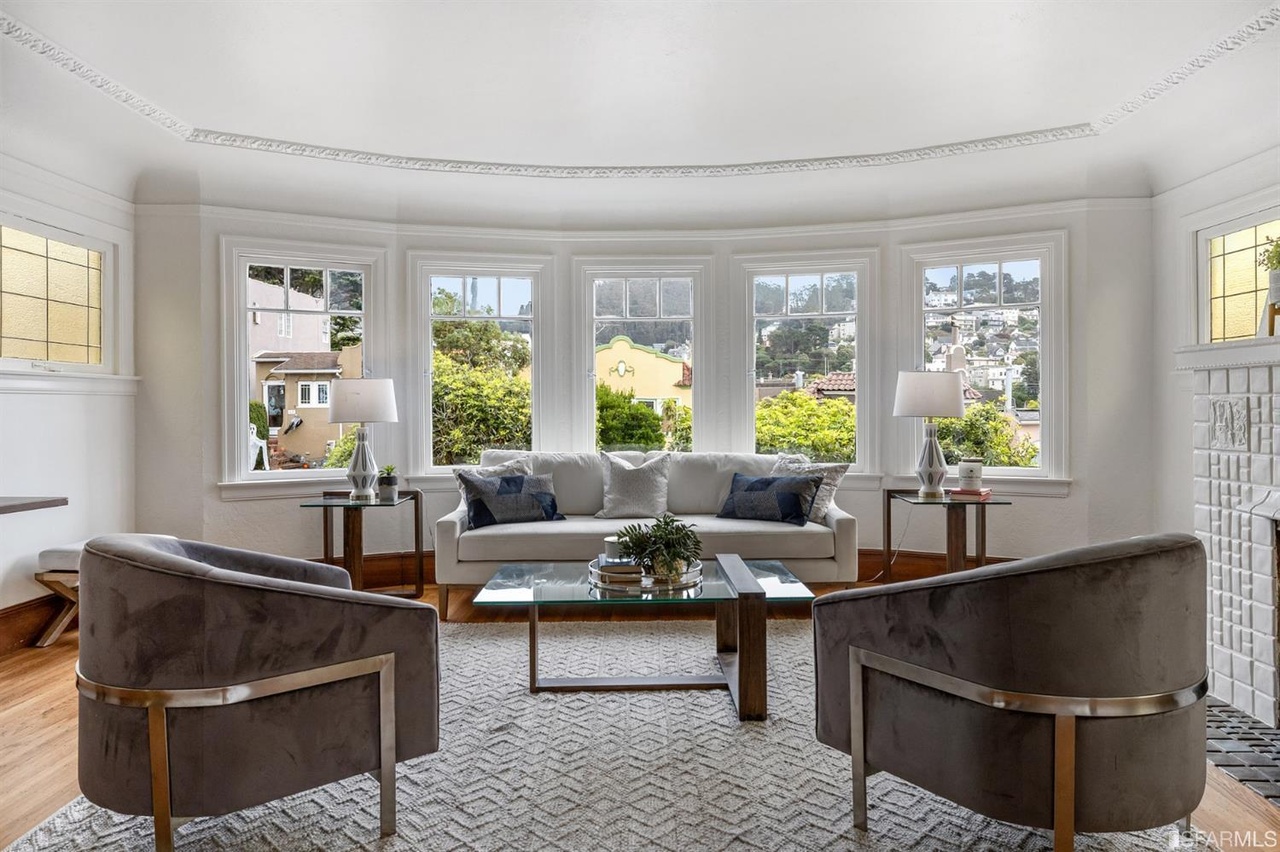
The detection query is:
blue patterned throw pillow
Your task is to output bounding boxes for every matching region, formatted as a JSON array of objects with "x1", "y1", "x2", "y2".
[
  {"x1": 716, "y1": 473, "x2": 825, "y2": 526},
  {"x1": 455, "y1": 470, "x2": 566, "y2": 530}
]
